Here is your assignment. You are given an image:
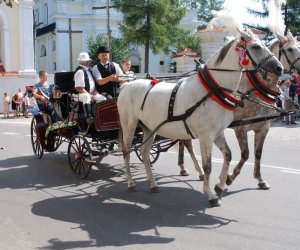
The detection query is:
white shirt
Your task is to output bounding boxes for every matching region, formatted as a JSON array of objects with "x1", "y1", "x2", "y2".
[
  {"x1": 74, "y1": 64, "x2": 96, "y2": 93},
  {"x1": 92, "y1": 62, "x2": 123, "y2": 81}
]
